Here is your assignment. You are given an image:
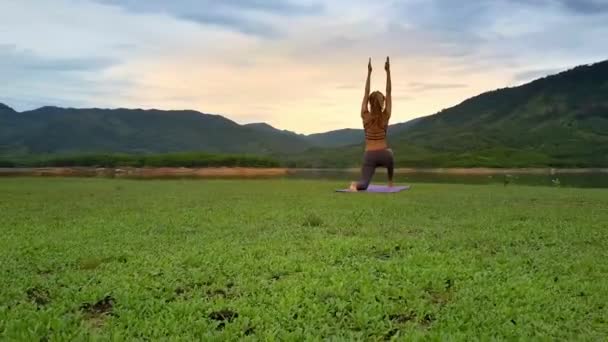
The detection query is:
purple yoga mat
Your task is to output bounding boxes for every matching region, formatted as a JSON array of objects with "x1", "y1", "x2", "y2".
[{"x1": 336, "y1": 185, "x2": 411, "y2": 193}]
